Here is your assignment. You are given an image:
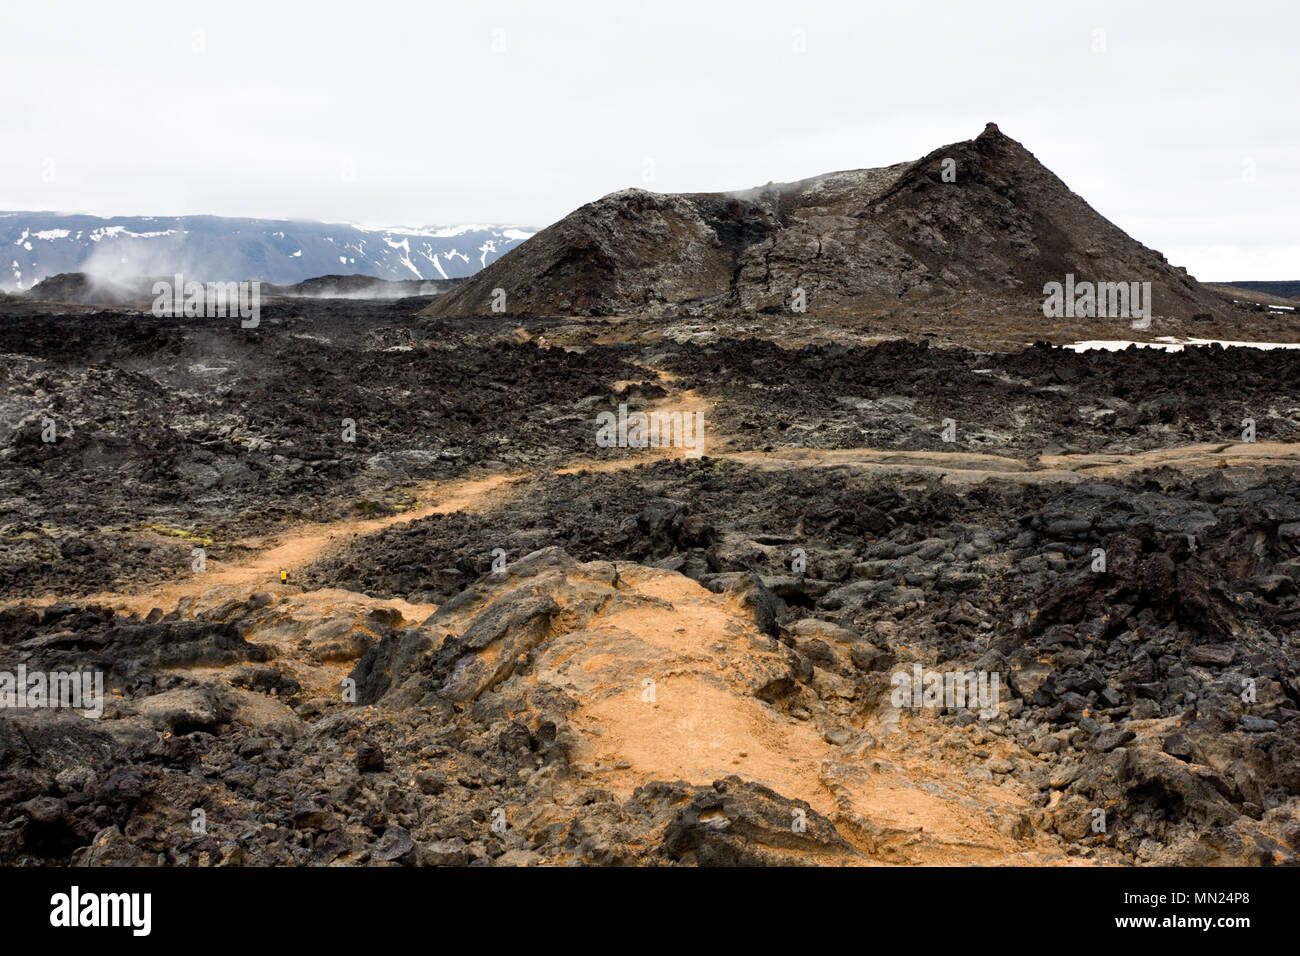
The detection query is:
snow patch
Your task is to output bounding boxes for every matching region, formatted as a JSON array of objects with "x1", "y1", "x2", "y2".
[{"x1": 1064, "y1": 337, "x2": 1300, "y2": 353}]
